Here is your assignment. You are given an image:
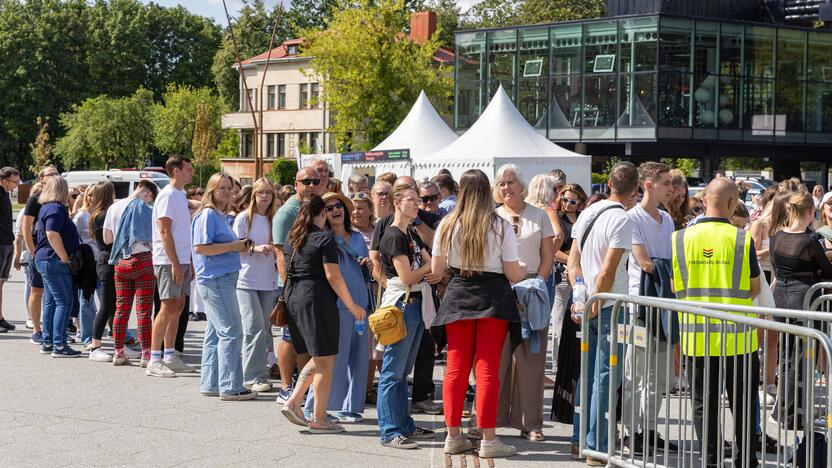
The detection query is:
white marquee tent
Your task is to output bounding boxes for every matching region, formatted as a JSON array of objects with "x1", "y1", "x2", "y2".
[
  {"x1": 413, "y1": 86, "x2": 592, "y2": 191},
  {"x1": 339, "y1": 90, "x2": 459, "y2": 184}
]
